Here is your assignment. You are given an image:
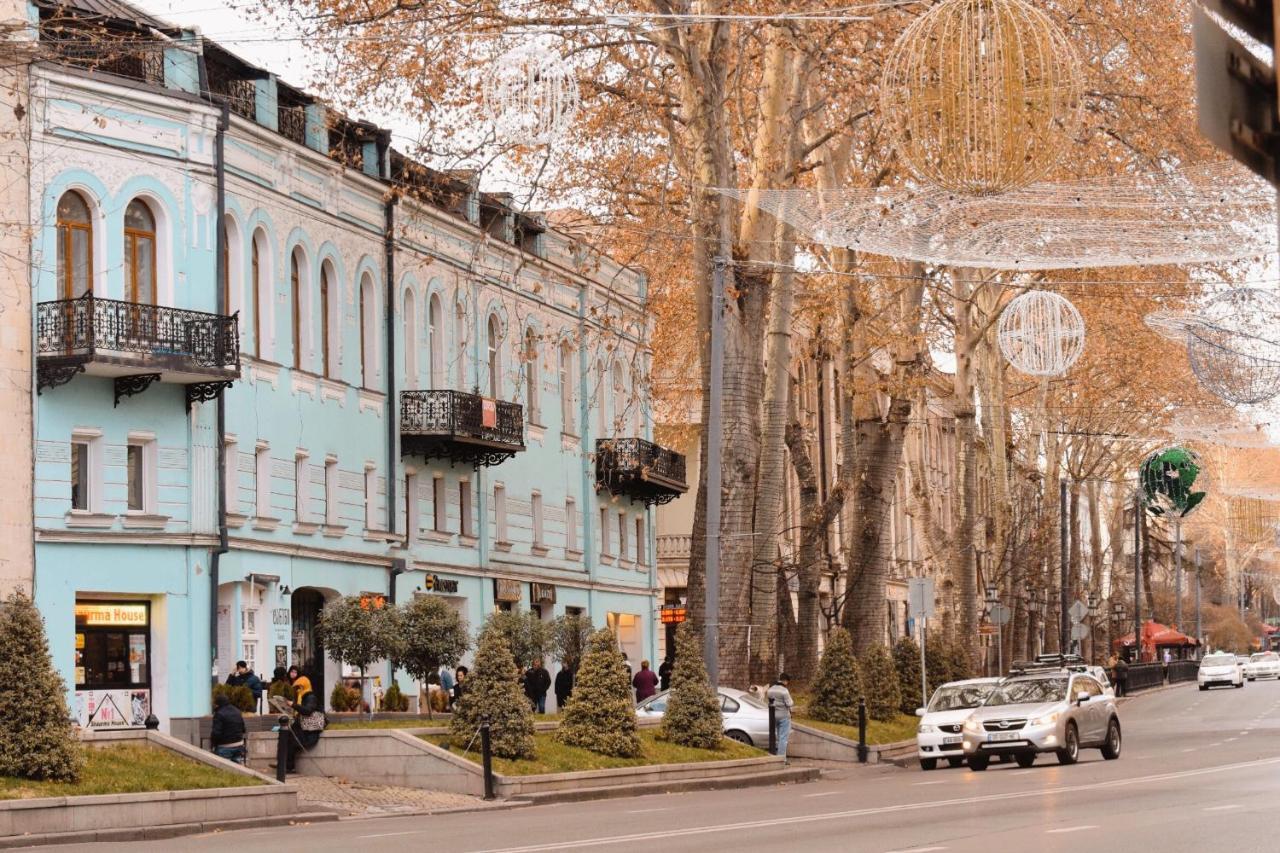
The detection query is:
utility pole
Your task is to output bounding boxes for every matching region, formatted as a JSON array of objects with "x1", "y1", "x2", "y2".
[
  {"x1": 1175, "y1": 518, "x2": 1183, "y2": 630},
  {"x1": 1195, "y1": 548, "x2": 1203, "y2": 658},
  {"x1": 1133, "y1": 493, "x2": 1143, "y2": 662},
  {"x1": 704, "y1": 258, "x2": 727, "y2": 689},
  {"x1": 1060, "y1": 479, "x2": 1069, "y2": 654}
]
